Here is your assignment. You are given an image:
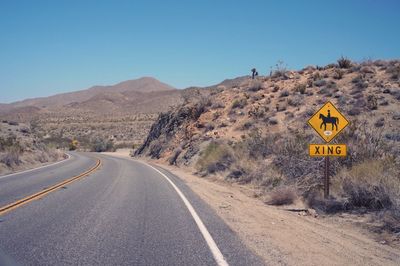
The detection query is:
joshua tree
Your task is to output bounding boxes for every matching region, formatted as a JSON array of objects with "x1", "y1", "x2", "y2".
[{"x1": 251, "y1": 68, "x2": 257, "y2": 79}]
